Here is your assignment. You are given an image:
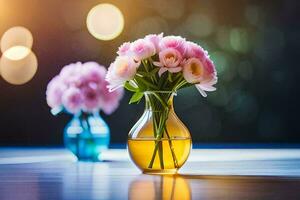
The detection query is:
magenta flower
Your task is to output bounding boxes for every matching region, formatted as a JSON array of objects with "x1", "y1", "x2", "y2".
[
  {"x1": 105, "y1": 34, "x2": 218, "y2": 98},
  {"x1": 145, "y1": 33, "x2": 163, "y2": 53},
  {"x1": 59, "y1": 62, "x2": 82, "y2": 87},
  {"x1": 183, "y1": 57, "x2": 217, "y2": 97},
  {"x1": 195, "y1": 58, "x2": 217, "y2": 97},
  {"x1": 182, "y1": 58, "x2": 204, "y2": 83},
  {"x1": 185, "y1": 41, "x2": 207, "y2": 61},
  {"x1": 117, "y1": 42, "x2": 131, "y2": 56},
  {"x1": 106, "y1": 56, "x2": 139, "y2": 91},
  {"x1": 154, "y1": 48, "x2": 183, "y2": 76},
  {"x1": 62, "y1": 87, "x2": 83, "y2": 114},
  {"x1": 81, "y1": 83, "x2": 101, "y2": 112},
  {"x1": 99, "y1": 82, "x2": 124, "y2": 115},
  {"x1": 130, "y1": 38, "x2": 156, "y2": 61},
  {"x1": 46, "y1": 75, "x2": 66, "y2": 109},
  {"x1": 81, "y1": 62, "x2": 106, "y2": 86},
  {"x1": 159, "y1": 36, "x2": 187, "y2": 56},
  {"x1": 46, "y1": 61, "x2": 124, "y2": 115}
]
